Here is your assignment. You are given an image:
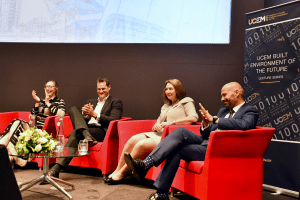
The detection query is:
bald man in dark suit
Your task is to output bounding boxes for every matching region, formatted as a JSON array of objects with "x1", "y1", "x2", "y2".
[{"x1": 124, "y1": 82, "x2": 259, "y2": 200}]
